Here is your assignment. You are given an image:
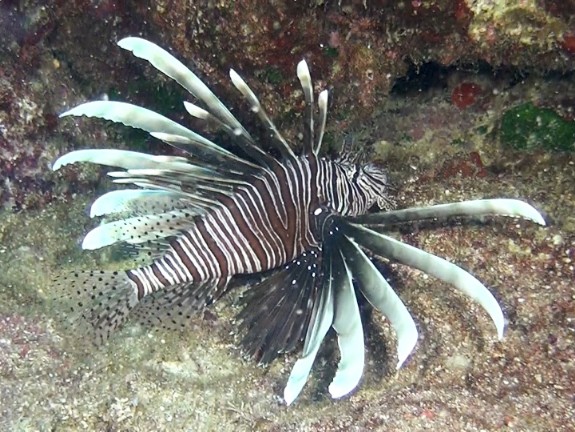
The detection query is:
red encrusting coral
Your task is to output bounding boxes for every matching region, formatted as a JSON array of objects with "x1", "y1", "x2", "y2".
[
  {"x1": 454, "y1": 0, "x2": 473, "y2": 24},
  {"x1": 451, "y1": 82, "x2": 482, "y2": 109},
  {"x1": 434, "y1": 151, "x2": 488, "y2": 180},
  {"x1": 560, "y1": 32, "x2": 575, "y2": 55}
]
